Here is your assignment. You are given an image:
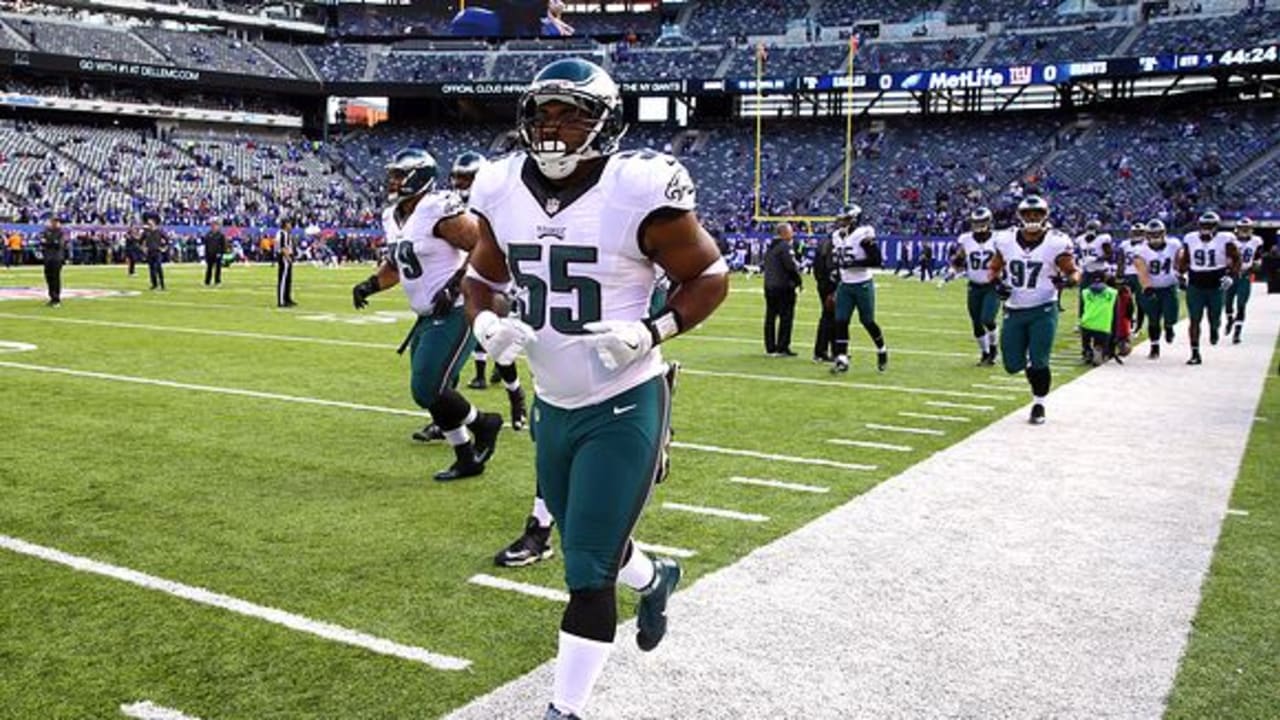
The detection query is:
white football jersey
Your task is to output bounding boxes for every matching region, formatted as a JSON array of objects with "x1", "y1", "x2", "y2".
[
  {"x1": 993, "y1": 229, "x2": 1074, "y2": 309},
  {"x1": 381, "y1": 190, "x2": 468, "y2": 317},
  {"x1": 470, "y1": 151, "x2": 694, "y2": 409},
  {"x1": 1236, "y1": 235, "x2": 1263, "y2": 269},
  {"x1": 1181, "y1": 231, "x2": 1236, "y2": 273},
  {"x1": 957, "y1": 232, "x2": 997, "y2": 284},
  {"x1": 1134, "y1": 239, "x2": 1182, "y2": 289},
  {"x1": 832, "y1": 225, "x2": 876, "y2": 285},
  {"x1": 1119, "y1": 239, "x2": 1145, "y2": 277}
]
